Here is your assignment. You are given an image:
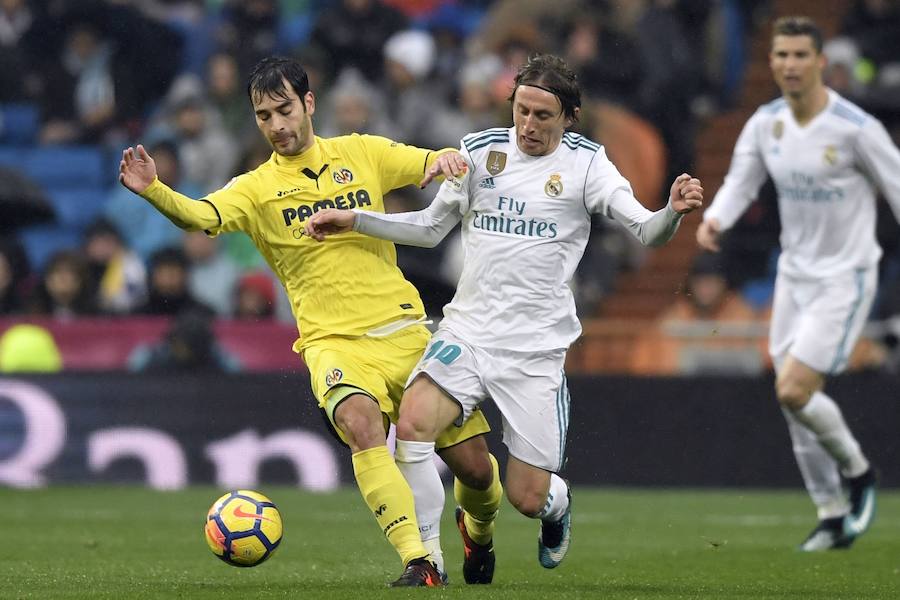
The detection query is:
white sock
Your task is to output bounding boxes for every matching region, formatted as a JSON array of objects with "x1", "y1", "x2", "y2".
[
  {"x1": 781, "y1": 407, "x2": 847, "y2": 519},
  {"x1": 537, "y1": 474, "x2": 569, "y2": 522},
  {"x1": 395, "y1": 439, "x2": 444, "y2": 572},
  {"x1": 793, "y1": 391, "x2": 869, "y2": 478}
]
